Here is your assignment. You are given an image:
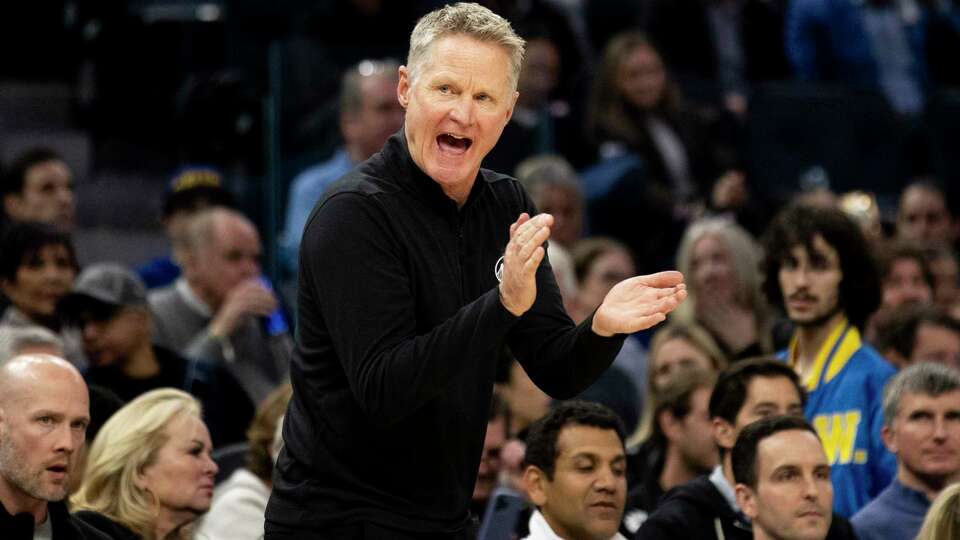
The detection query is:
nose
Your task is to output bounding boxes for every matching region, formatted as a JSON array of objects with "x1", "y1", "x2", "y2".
[
  {"x1": 54, "y1": 423, "x2": 77, "y2": 454},
  {"x1": 933, "y1": 416, "x2": 949, "y2": 441},
  {"x1": 448, "y1": 95, "x2": 476, "y2": 126},
  {"x1": 82, "y1": 321, "x2": 101, "y2": 341},
  {"x1": 594, "y1": 467, "x2": 617, "y2": 494},
  {"x1": 802, "y1": 474, "x2": 820, "y2": 501},
  {"x1": 205, "y1": 453, "x2": 219, "y2": 476}
]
